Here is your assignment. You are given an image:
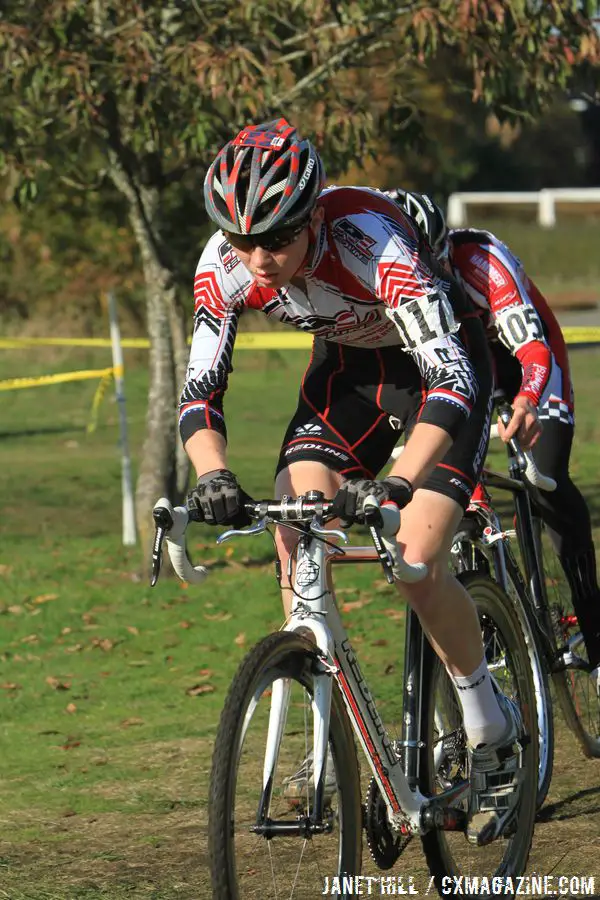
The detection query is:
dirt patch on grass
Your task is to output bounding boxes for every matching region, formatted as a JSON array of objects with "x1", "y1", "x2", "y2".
[
  {"x1": 0, "y1": 808, "x2": 211, "y2": 900},
  {"x1": 1, "y1": 726, "x2": 599, "y2": 899}
]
